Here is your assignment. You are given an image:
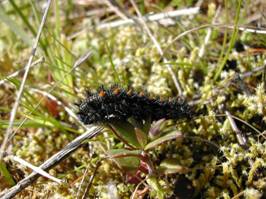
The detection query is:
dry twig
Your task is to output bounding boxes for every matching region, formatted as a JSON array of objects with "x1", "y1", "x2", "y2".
[
  {"x1": 0, "y1": 126, "x2": 103, "y2": 199},
  {"x1": 226, "y1": 111, "x2": 247, "y2": 148},
  {"x1": 103, "y1": 0, "x2": 128, "y2": 20},
  {"x1": 199, "y1": 6, "x2": 221, "y2": 58},
  {"x1": 167, "y1": 23, "x2": 266, "y2": 52},
  {"x1": 68, "y1": 7, "x2": 200, "y2": 40},
  {"x1": 97, "y1": 7, "x2": 200, "y2": 29},
  {"x1": 9, "y1": 155, "x2": 62, "y2": 184}
]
